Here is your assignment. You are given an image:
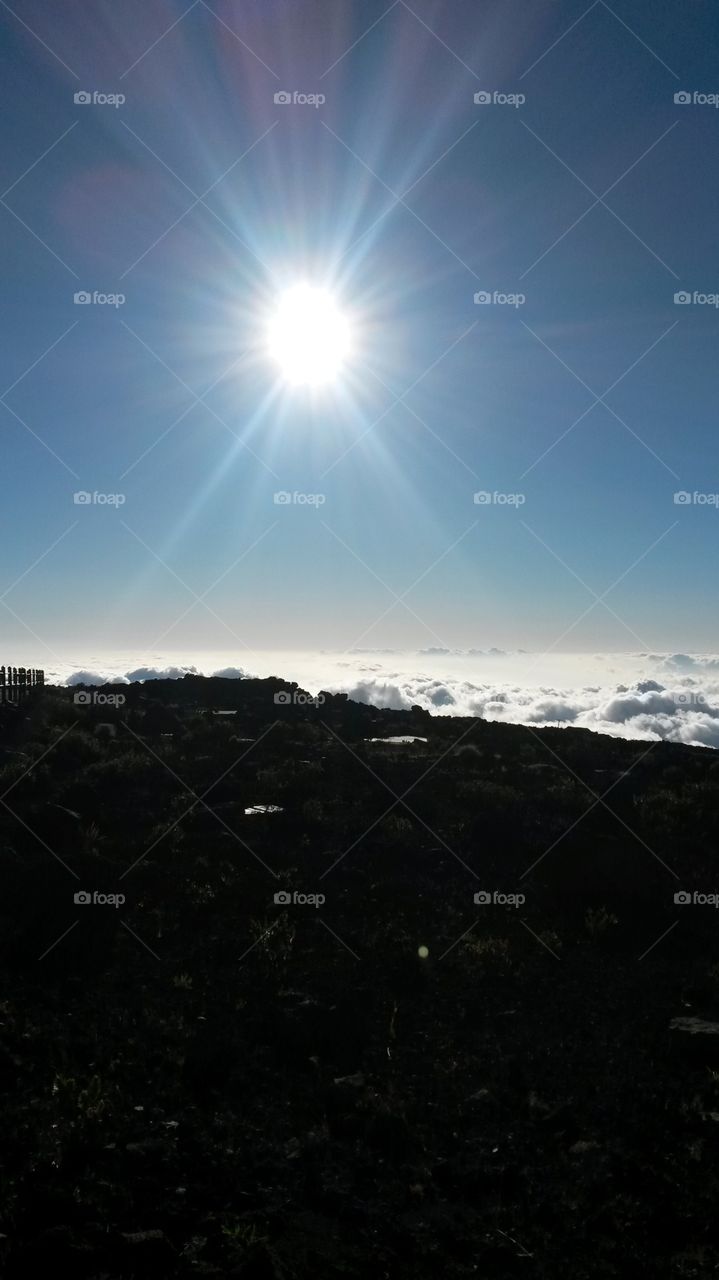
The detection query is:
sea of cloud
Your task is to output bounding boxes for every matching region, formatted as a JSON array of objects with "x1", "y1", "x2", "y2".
[{"x1": 35, "y1": 648, "x2": 719, "y2": 749}]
